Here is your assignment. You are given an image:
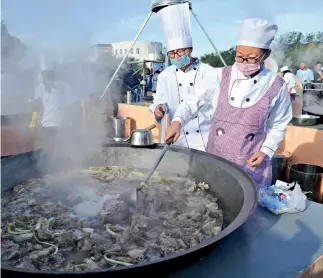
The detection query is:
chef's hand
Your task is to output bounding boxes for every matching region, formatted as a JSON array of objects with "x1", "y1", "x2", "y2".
[
  {"x1": 165, "y1": 121, "x2": 181, "y2": 143},
  {"x1": 247, "y1": 151, "x2": 267, "y2": 167},
  {"x1": 154, "y1": 104, "x2": 166, "y2": 120}
]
